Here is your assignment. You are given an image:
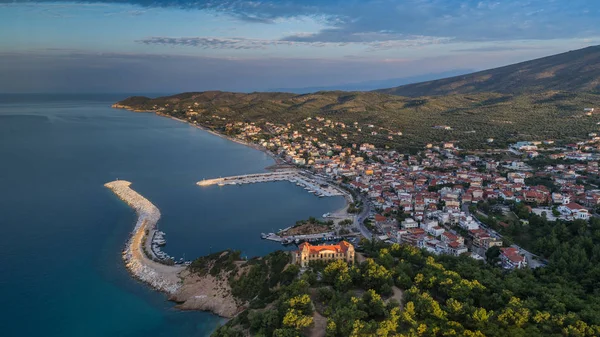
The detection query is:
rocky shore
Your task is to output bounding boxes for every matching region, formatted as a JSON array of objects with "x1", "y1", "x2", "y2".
[{"x1": 105, "y1": 180, "x2": 243, "y2": 318}]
